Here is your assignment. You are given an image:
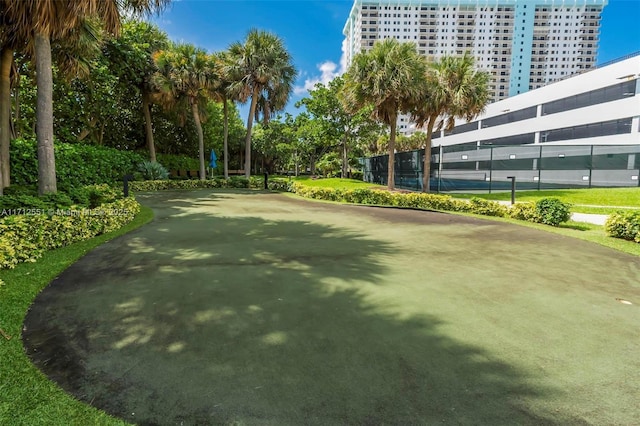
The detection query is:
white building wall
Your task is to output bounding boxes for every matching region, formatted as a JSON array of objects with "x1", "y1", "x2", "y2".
[{"x1": 434, "y1": 55, "x2": 640, "y2": 147}]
